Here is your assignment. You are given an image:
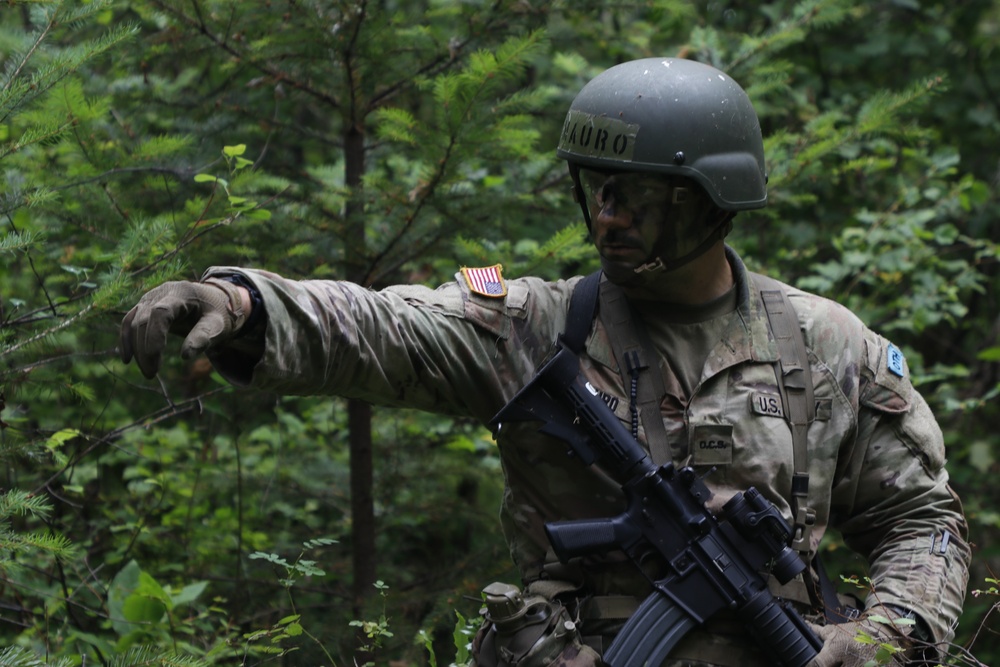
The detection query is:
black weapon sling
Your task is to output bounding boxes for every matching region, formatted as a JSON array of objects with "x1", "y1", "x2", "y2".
[{"x1": 560, "y1": 269, "x2": 850, "y2": 622}]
